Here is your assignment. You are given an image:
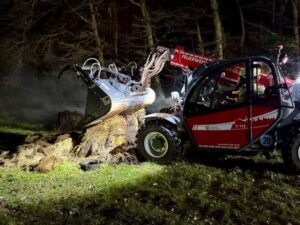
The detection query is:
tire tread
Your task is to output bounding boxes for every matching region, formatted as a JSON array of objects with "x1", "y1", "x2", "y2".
[{"x1": 136, "y1": 120, "x2": 182, "y2": 164}]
